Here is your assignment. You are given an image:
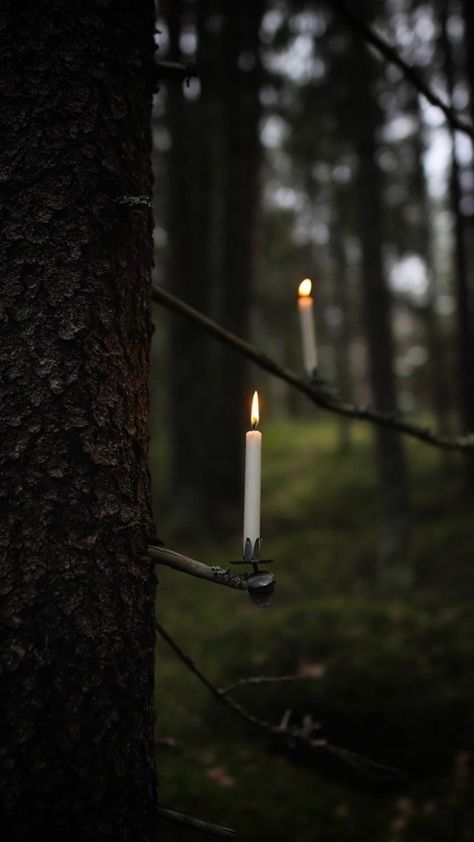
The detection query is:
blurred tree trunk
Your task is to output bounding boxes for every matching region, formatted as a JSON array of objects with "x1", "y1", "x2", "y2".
[
  {"x1": 440, "y1": 0, "x2": 474, "y2": 449},
  {"x1": 412, "y1": 98, "x2": 452, "y2": 436},
  {"x1": 462, "y1": 0, "x2": 474, "y2": 156},
  {"x1": 0, "y1": 2, "x2": 157, "y2": 839},
  {"x1": 331, "y1": 195, "x2": 353, "y2": 452},
  {"x1": 164, "y1": 0, "x2": 263, "y2": 532},
  {"x1": 163, "y1": 0, "x2": 218, "y2": 528},
  {"x1": 212, "y1": 0, "x2": 264, "y2": 529},
  {"x1": 349, "y1": 1, "x2": 411, "y2": 591}
]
